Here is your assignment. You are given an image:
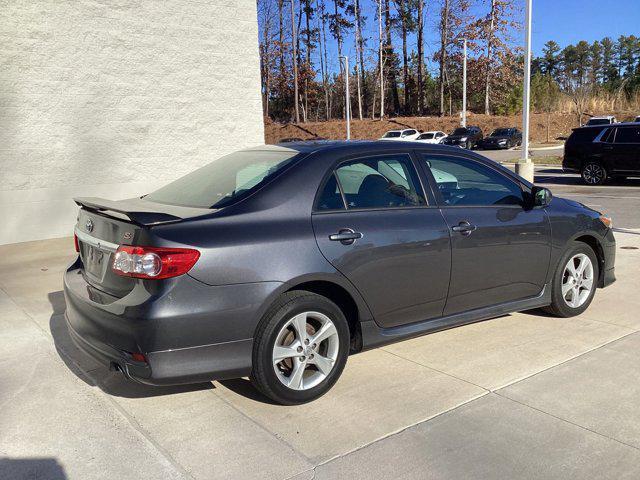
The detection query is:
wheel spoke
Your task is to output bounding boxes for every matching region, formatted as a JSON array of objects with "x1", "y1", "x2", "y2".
[
  {"x1": 566, "y1": 261, "x2": 578, "y2": 278},
  {"x1": 273, "y1": 342, "x2": 300, "y2": 363},
  {"x1": 575, "y1": 256, "x2": 586, "y2": 276},
  {"x1": 310, "y1": 353, "x2": 334, "y2": 376},
  {"x1": 287, "y1": 358, "x2": 305, "y2": 390},
  {"x1": 582, "y1": 277, "x2": 593, "y2": 290},
  {"x1": 562, "y1": 281, "x2": 573, "y2": 297},
  {"x1": 571, "y1": 287, "x2": 581, "y2": 308},
  {"x1": 309, "y1": 321, "x2": 337, "y2": 346},
  {"x1": 290, "y1": 313, "x2": 308, "y2": 343}
]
